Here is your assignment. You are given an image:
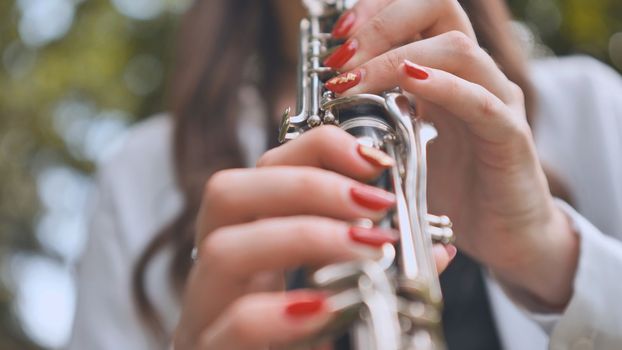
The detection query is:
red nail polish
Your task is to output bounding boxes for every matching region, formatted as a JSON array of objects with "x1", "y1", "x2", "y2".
[
  {"x1": 284, "y1": 296, "x2": 326, "y2": 318},
  {"x1": 446, "y1": 245, "x2": 458, "y2": 260},
  {"x1": 349, "y1": 227, "x2": 398, "y2": 248},
  {"x1": 324, "y1": 39, "x2": 358, "y2": 69},
  {"x1": 404, "y1": 59, "x2": 429, "y2": 80},
  {"x1": 350, "y1": 185, "x2": 396, "y2": 211},
  {"x1": 332, "y1": 10, "x2": 356, "y2": 39},
  {"x1": 325, "y1": 71, "x2": 362, "y2": 94}
]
